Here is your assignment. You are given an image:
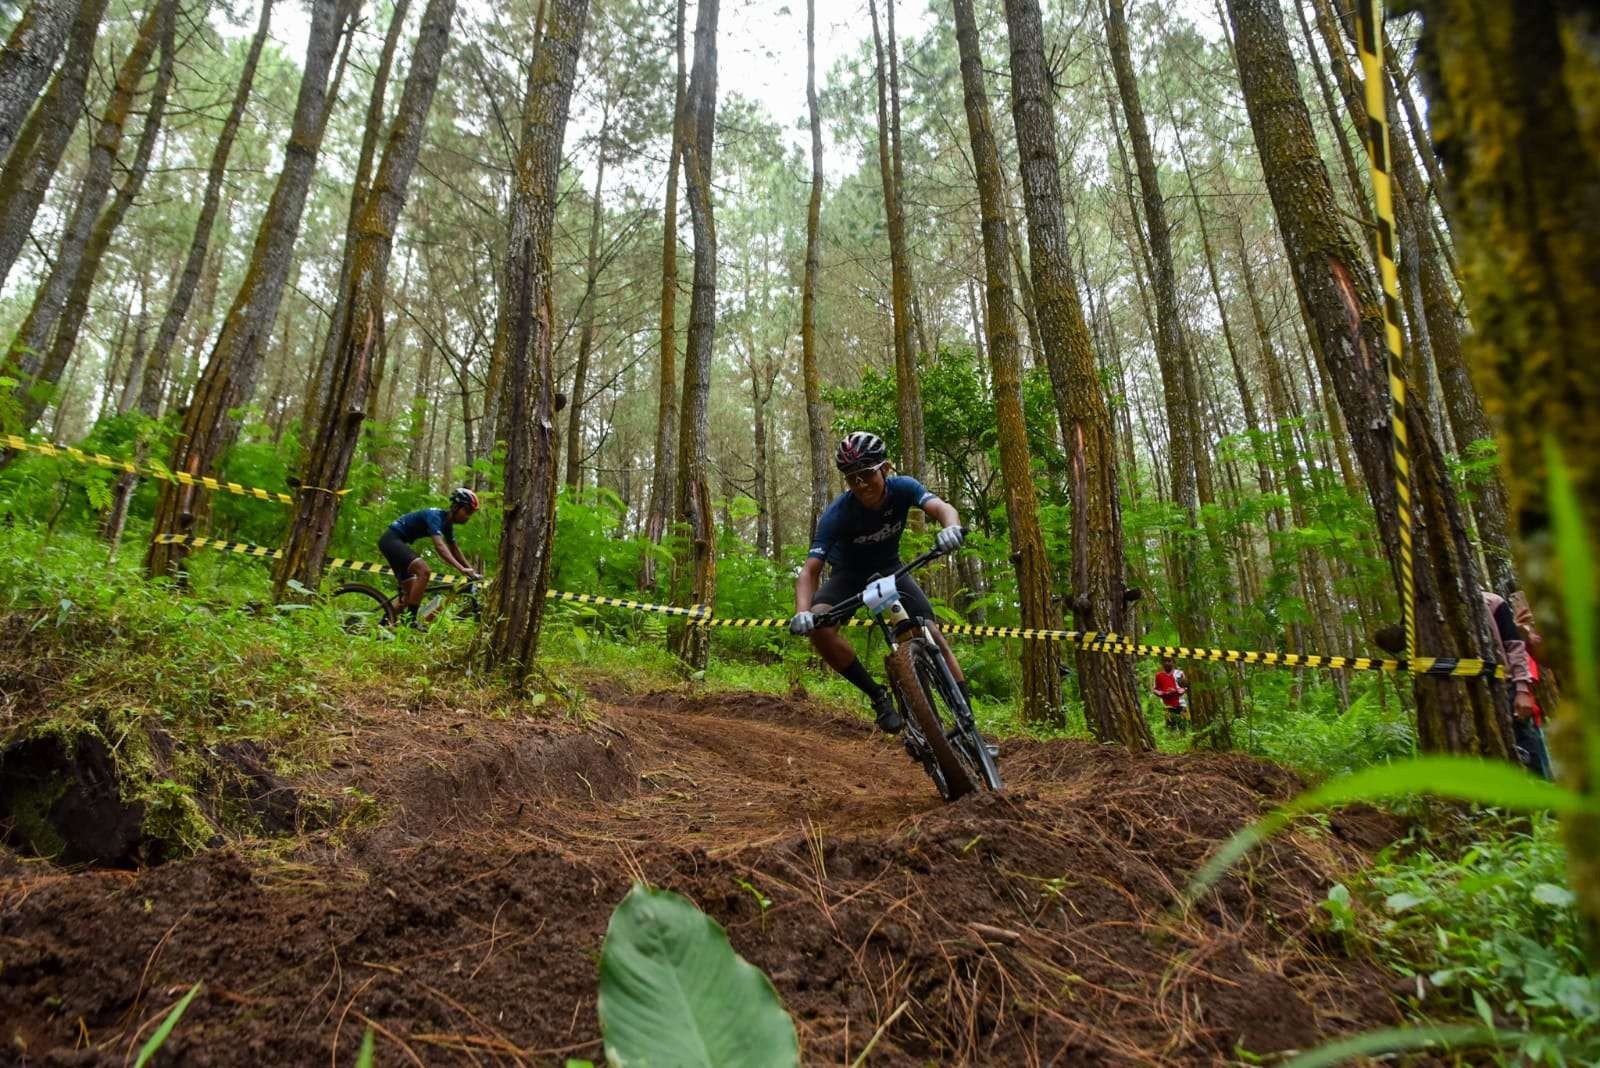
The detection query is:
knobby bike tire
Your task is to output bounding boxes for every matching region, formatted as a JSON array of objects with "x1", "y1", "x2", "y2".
[
  {"x1": 331, "y1": 582, "x2": 396, "y2": 632},
  {"x1": 888, "y1": 641, "x2": 976, "y2": 802},
  {"x1": 908, "y1": 641, "x2": 1002, "y2": 793}
]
